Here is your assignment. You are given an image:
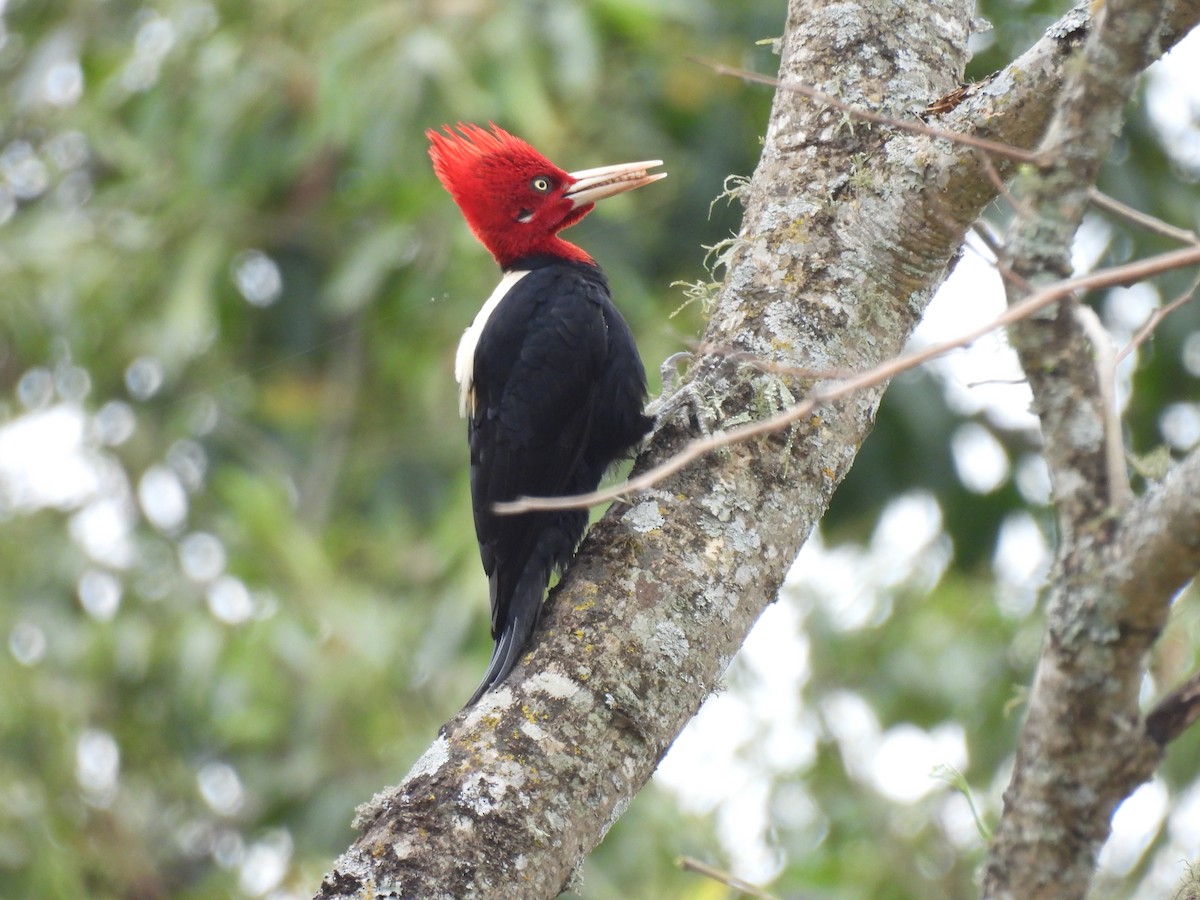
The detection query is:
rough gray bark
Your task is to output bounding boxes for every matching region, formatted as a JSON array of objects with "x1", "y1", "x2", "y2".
[
  {"x1": 980, "y1": 2, "x2": 1188, "y2": 898},
  {"x1": 316, "y1": 1, "x2": 1200, "y2": 897}
]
